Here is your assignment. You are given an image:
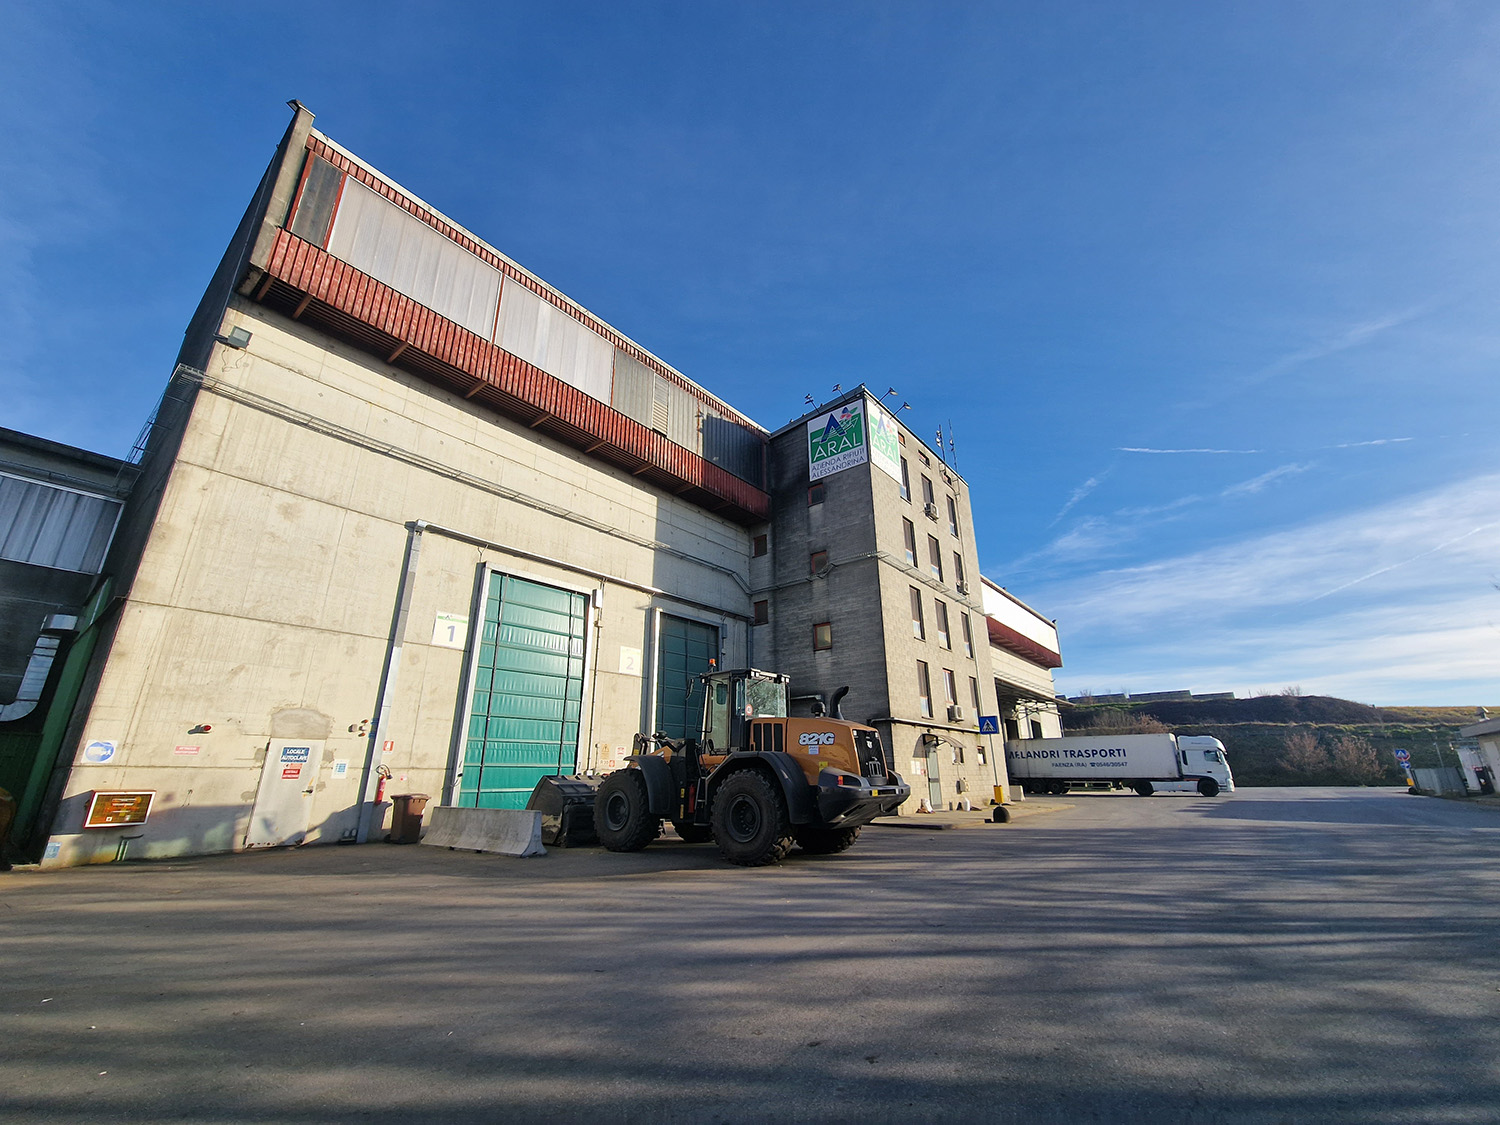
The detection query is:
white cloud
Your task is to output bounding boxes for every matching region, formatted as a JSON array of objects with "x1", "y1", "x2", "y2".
[
  {"x1": 1219, "y1": 461, "x2": 1313, "y2": 498},
  {"x1": 1116, "y1": 447, "x2": 1260, "y2": 455},
  {"x1": 1038, "y1": 472, "x2": 1500, "y2": 703}
]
